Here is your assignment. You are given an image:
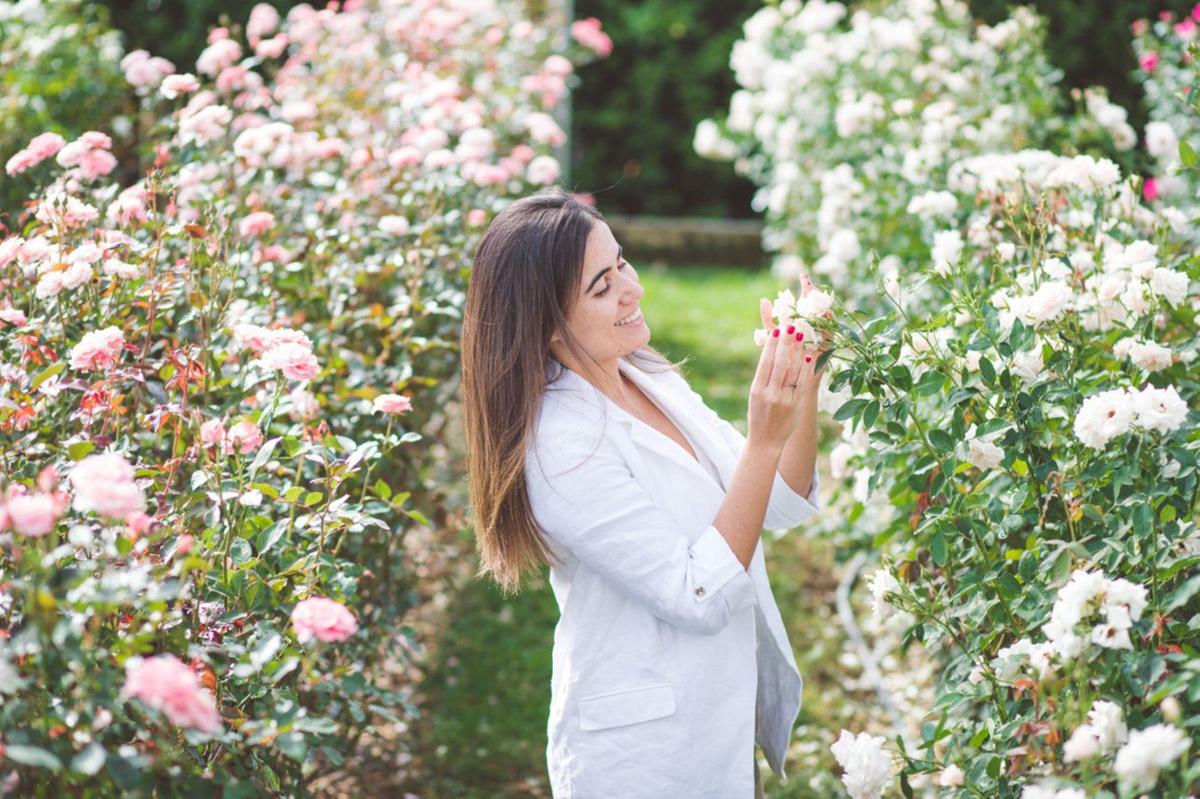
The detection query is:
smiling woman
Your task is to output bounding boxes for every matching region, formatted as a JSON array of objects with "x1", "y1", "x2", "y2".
[{"x1": 460, "y1": 188, "x2": 827, "y2": 797}]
